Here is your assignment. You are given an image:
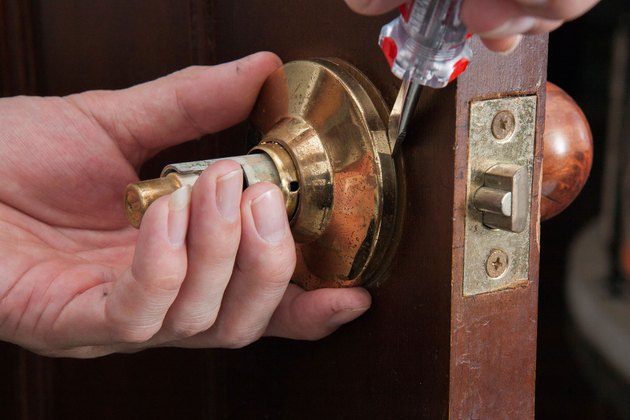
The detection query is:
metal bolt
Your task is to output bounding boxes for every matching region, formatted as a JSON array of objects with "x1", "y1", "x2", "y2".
[
  {"x1": 491, "y1": 110, "x2": 515, "y2": 140},
  {"x1": 486, "y1": 249, "x2": 509, "y2": 278}
]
